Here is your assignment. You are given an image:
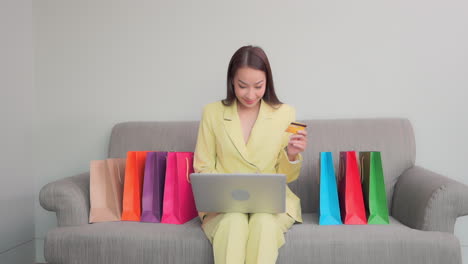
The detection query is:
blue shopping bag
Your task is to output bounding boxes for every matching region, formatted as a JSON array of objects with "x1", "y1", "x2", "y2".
[{"x1": 319, "y1": 152, "x2": 342, "y2": 225}]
